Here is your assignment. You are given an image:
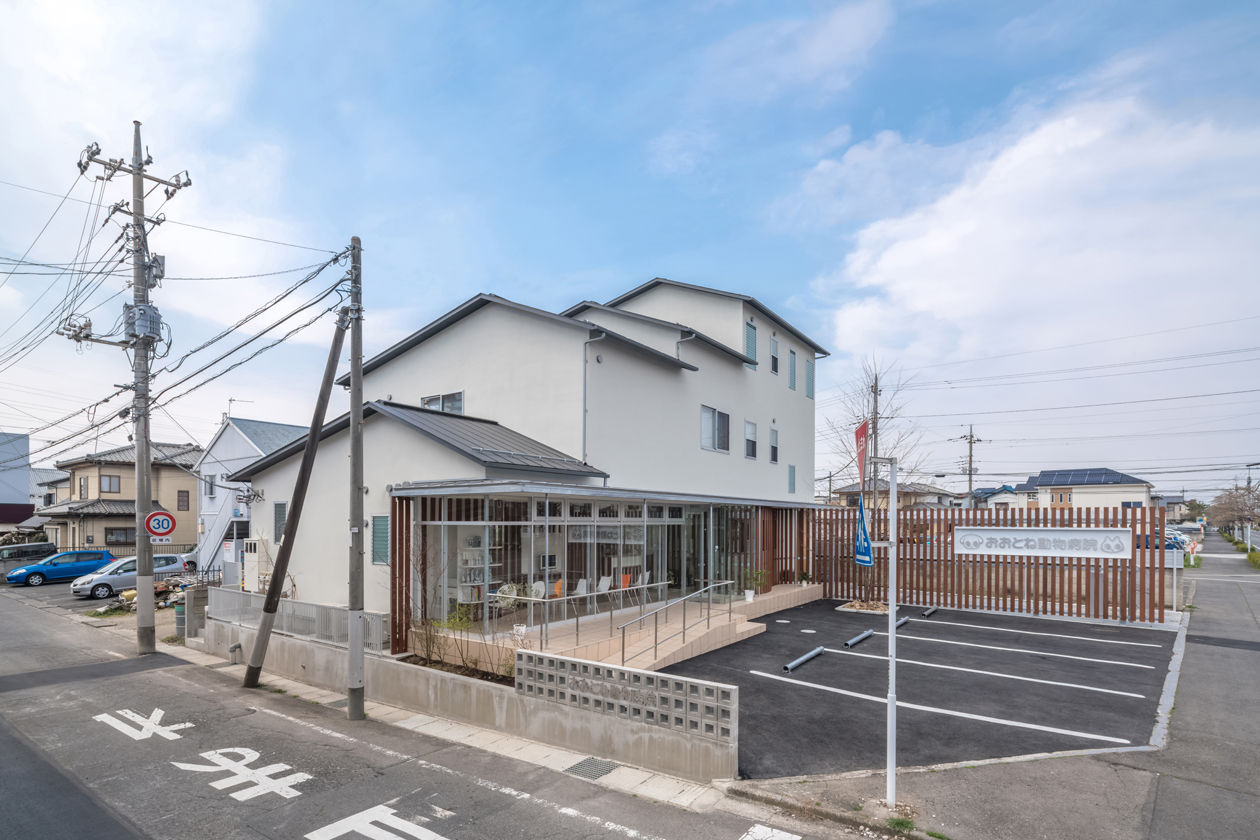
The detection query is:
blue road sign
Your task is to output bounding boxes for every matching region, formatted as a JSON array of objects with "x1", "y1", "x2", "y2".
[{"x1": 855, "y1": 496, "x2": 874, "y2": 566}]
